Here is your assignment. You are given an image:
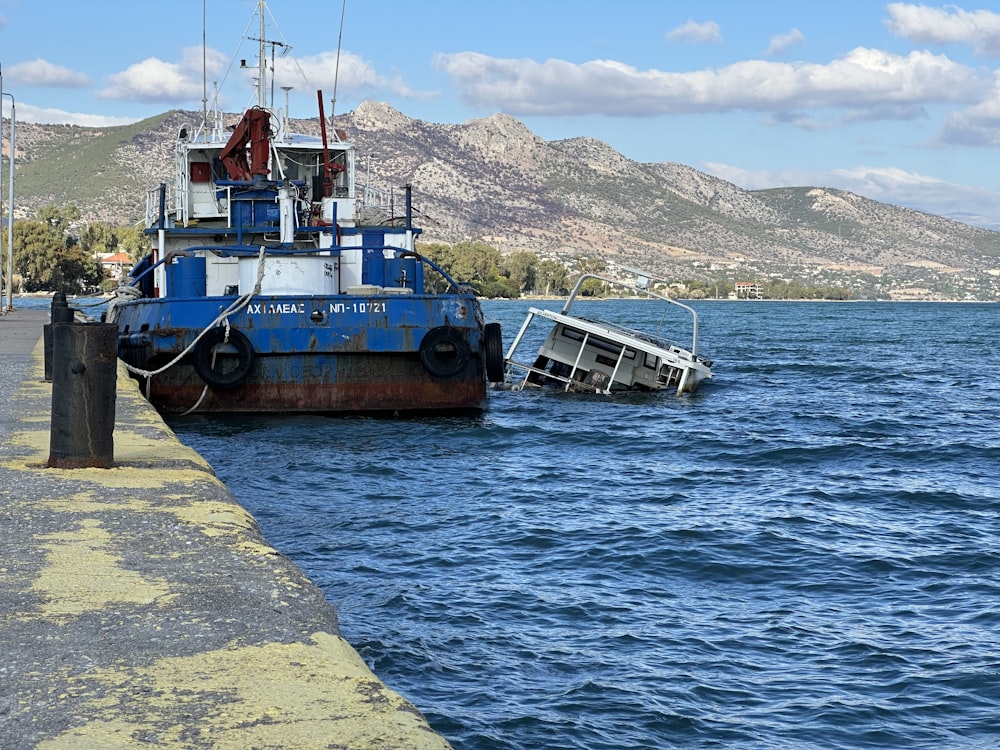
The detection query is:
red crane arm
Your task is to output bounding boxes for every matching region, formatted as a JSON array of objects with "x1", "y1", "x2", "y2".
[{"x1": 220, "y1": 107, "x2": 271, "y2": 182}]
